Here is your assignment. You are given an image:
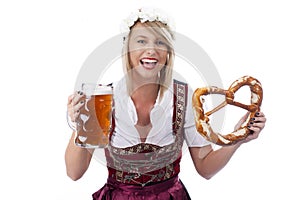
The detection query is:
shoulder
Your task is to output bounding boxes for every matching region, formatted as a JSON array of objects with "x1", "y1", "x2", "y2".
[
  {"x1": 172, "y1": 78, "x2": 194, "y2": 97},
  {"x1": 112, "y1": 78, "x2": 126, "y2": 93},
  {"x1": 173, "y1": 79, "x2": 188, "y2": 86},
  {"x1": 172, "y1": 79, "x2": 189, "y2": 94}
]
